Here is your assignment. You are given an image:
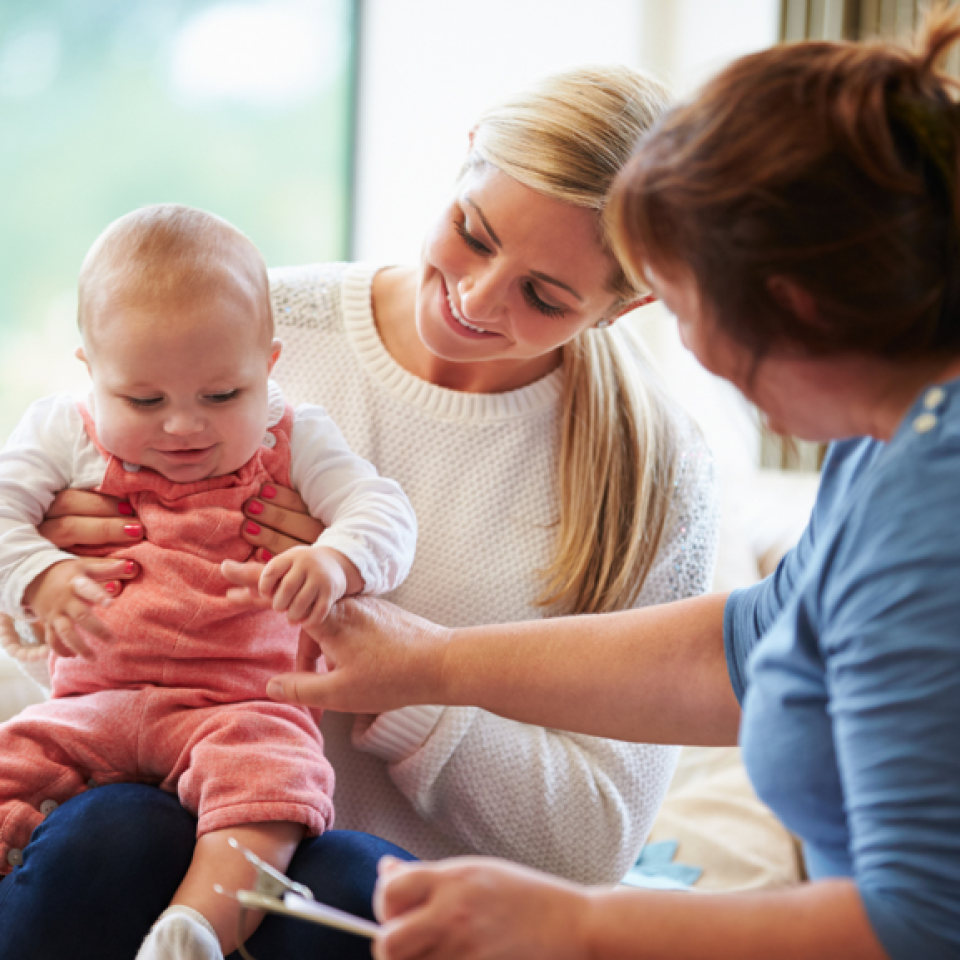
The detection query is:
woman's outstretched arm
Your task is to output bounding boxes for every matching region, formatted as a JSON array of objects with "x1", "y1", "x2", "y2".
[
  {"x1": 439, "y1": 592, "x2": 735, "y2": 745},
  {"x1": 248, "y1": 582, "x2": 739, "y2": 748}
]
